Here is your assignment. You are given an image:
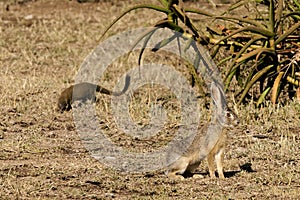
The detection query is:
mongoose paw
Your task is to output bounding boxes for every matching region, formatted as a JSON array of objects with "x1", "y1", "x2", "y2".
[
  {"x1": 192, "y1": 174, "x2": 204, "y2": 179},
  {"x1": 167, "y1": 174, "x2": 185, "y2": 180}
]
